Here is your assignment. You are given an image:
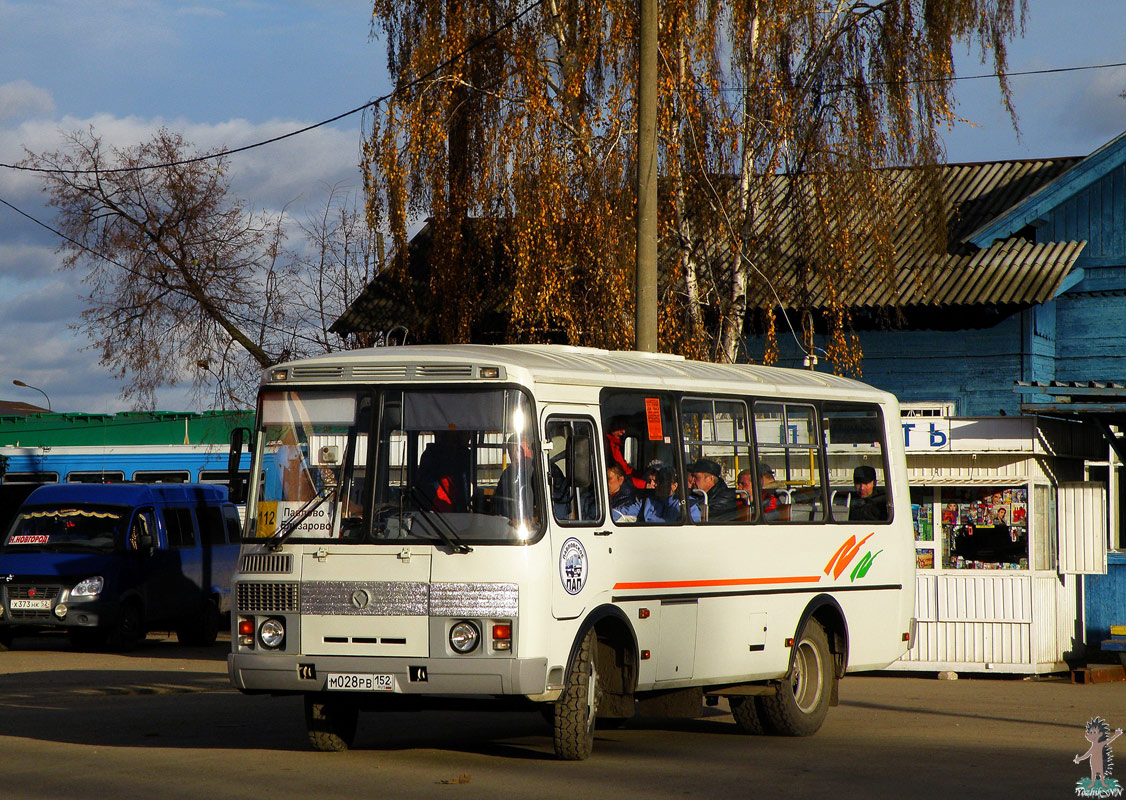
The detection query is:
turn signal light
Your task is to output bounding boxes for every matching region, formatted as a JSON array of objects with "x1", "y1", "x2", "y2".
[
  {"x1": 492, "y1": 622, "x2": 512, "y2": 651},
  {"x1": 238, "y1": 616, "x2": 255, "y2": 648}
]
